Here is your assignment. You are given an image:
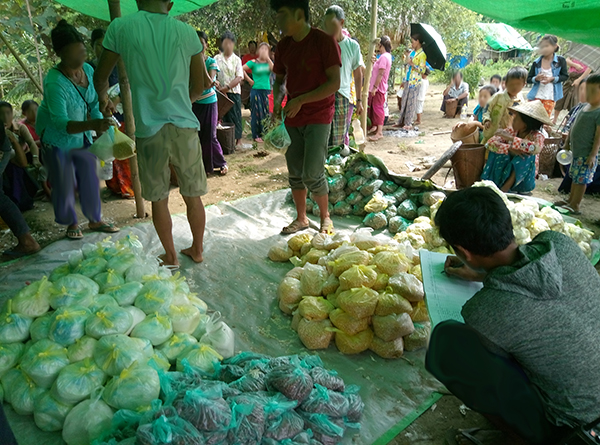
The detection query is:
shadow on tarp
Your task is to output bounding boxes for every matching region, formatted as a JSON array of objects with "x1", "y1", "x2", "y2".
[{"x1": 0, "y1": 189, "x2": 444, "y2": 445}]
